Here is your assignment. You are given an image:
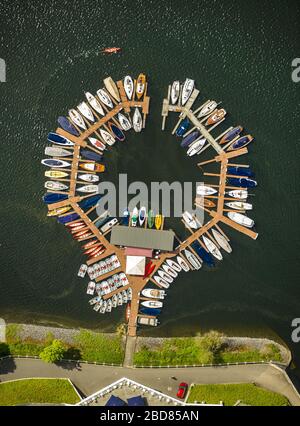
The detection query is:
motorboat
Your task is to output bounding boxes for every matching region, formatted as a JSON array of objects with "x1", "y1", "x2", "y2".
[
  {"x1": 180, "y1": 130, "x2": 200, "y2": 148},
  {"x1": 99, "y1": 128, "x2": 115, "y2": 146},
  {"x1": 117, "y1": 293, "x2": 123, "y2": 306},
  {"x1": 211, "y1": 229, "x2": 232, "y2": 254},
  {"x1": 81, "y1": 149, "x2": 103, "y2": 162},
  {"x1": 79, "y1": 162, "x2": 105, "y2": 172},
  {"x1": 225, "y1": 201, "x2": 253, "y2": 210},
  {"x1": 195, "y1": 198, "x2": 216, "y2": 208},
  {"x1": 227, "y1": 177, "x2": 257, "y2": 188},
  {"x1": 170, "y1": 80, "x2": 180, "y2": 104},
  {"x1": 47, "y1": 132, "x2": 74, "y2": 146},
  {"x1": 117, "y1": 112, "x2": 132, "y2": 131},
  {"x1": 77, "y1": 185, "x2": 99, "y2": 193},
  {"x1": 111, "y1": 294, "x2": 118, "y2": 308},
  {"x1": 206, "y1": 109, "x2": 226, "y2": 126},
  {"x1": 153, "y1": 275, "x2": 169, "y2": 289},
  {"x1": 119, "y1": 272, "x2": 129, "y2": 286},
  {"x1": 187, "y1": 138, "x2": 206, "y2": 156},
  {"x1": 181, "y1": 78, "x2": 194, "y2": 105},
  {"x1": 103, "y1": 76, "x2": 120, "y2": 101},
  {"x1": 142, "y1": 288, "x2": 166, "y2": 299},
  {"x1": 139, "y1": 206, "x2": 147, "y2": 226},
  {"x1": 227, "y1": 212, "x2": 254, "y2": 228},
  {"x1": 176, "y1": 255, "x2": 190, "y2": 272},
  {"x1": 77, "y1": 264, "x2": 88, "y2": 278},
  {"x1": 184, "y1": 249, "x2": 202, "y2": 269},
  {"x1": 85, "y1": 92, "x2": 105, "y2": 116},
  {"x1": 127, "y1": 288, "x2": 132, "y2": 300},
  {"x1": 220, "y1": 126, "x2": 243, "y2": 145},
  {"x1": 136, "y1": 73, "x2": 146, "y2": 99},
  {"x1": 43, "y1": 192, "x2": 69, "y2": 204},
  {"x1": 122, "y1": 290, "x2": 128, "y2": 304},
  {"x1": 162, "y1": 264, "x2": 177, "y2": 278},
  {"x1": 137, "y1": 317, "x2": 159, "y2": 326},
  {"x1": 141, "y1": 300, "x2": 163, "y2": 308},
  {"x1": 166, "y1": 259, "x2": 181, "y2": 272},
  {"x1": 57, "y1": 116, "x2": 80, "y2": 137},
  {"x1": 88, "y1": 137, "x2": 106, "y2": 152},
  {"x1": 176, "y1": 118, "x2": 189, "y2": 137},
  {"x1": 77, "y1": 102, "x2": 95, "y2": 122},
  {"x1": 158, "y1": 270, "x2": 173, "y2": 284},
  {"x1": 45, "y1": 181, "x2": 68, "y2": 191},
  {"x1": 227, "y1": 135, "x2": 254, "y2": 151},
  {"x1": 41, "y1": 159, "x2": 70, "y2": 168},
  {"x1": 86, "y1": 281, "x2": 96, "y2": 295},
  {"x1": 69, "y1": 109, "x2": 87, "y2": 130},
  {"x1": 227, "y1": 166, "x2": 254, "y2": 178},
  {"x1": 133, "y1": 107, "x2": 142, "y2": 132},
  {"x1": 131, "y1": 207, "x2": 139, "y2": 227},
  {"x1": 202, "y1": 236, "x2": 223, "y2": 261},
  {"x1": 45, "y1": 147, "x2": 72, "y2": 157},
  {"x1": 106, "y1": 299, "x2": 112, "y2": 313},
  {"x1": 182, "y1": 211, "x2": 198, "y2": 229},
  {"x1": 97, "y1": 88, "x2": 114, "y2": 108},
  {"x1": 108, "y1": 122, "x2": 125, "y2": 141},
  {"x1": 197, "y1": 100, "x2": 217, "y2": 118},
  {"x1": 45, "y1": 170, "x2": 68, "y2": 179},
  {"x1": 124, "y1": 75, "x2": 134, "y2": 100},
  {"x1": 196, "y1": 185, "x2": 217, "y2": 196},
  {"x1": 228, "y1": 189, "x2": 248, "y2": 199},
  {"x1": 78, "y1": 173, "x2": 100, "y2": 182},
  {"x1": 47, "y1": 206, "x2": 71, "y2": 217}
]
